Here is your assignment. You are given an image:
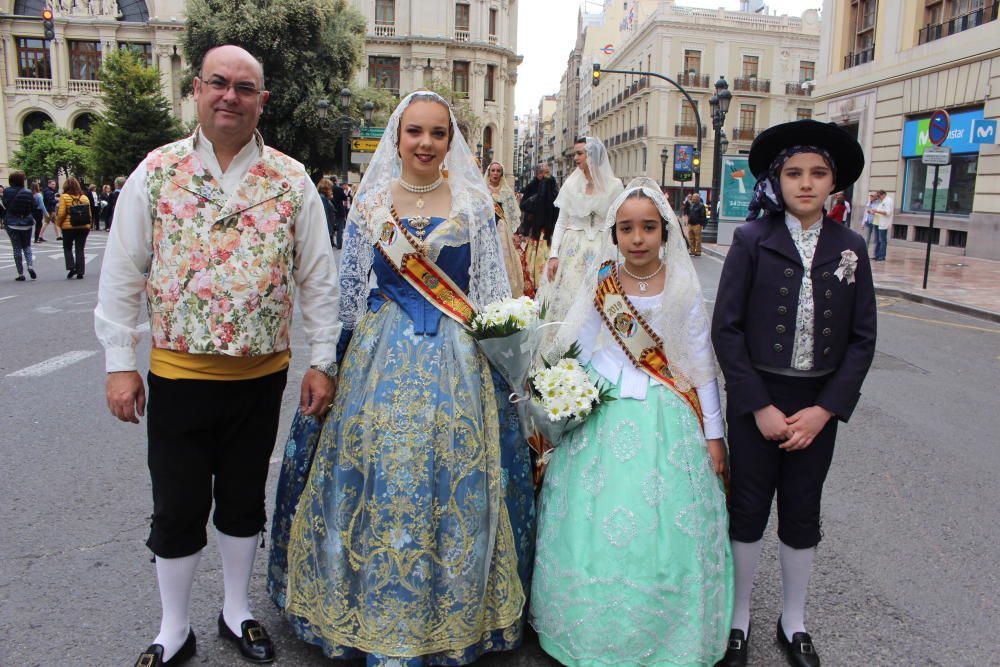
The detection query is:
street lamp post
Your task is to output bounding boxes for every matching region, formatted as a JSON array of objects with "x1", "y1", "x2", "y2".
[
  {"x1": 706, "y1": 75, "x2": 732, "y2": 243},
  {"x1": 660, "y1": 147, "x2": 669, "y2": 188},
  {"x1": 316, "y1": 89, "x2": 375, "y2": 185}
]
